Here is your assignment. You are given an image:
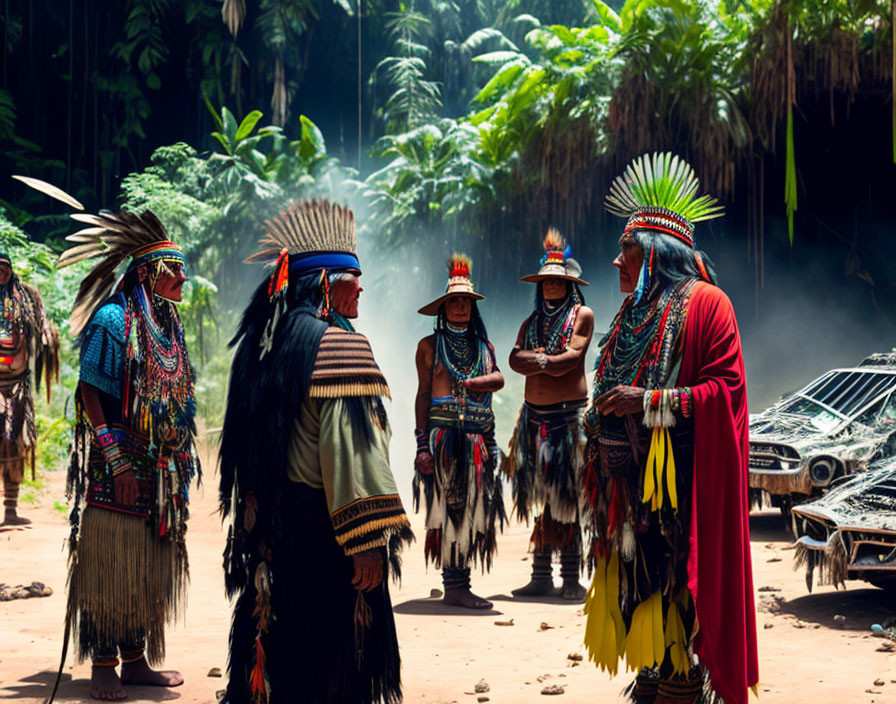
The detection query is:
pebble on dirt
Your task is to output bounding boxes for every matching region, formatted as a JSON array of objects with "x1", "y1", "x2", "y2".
[
  {"x1": 541, "y1": 684, "x2": 565, "y2": 695},
  {"x1": 474, "y1": 679, "x2": 490, "y2": 693}
]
